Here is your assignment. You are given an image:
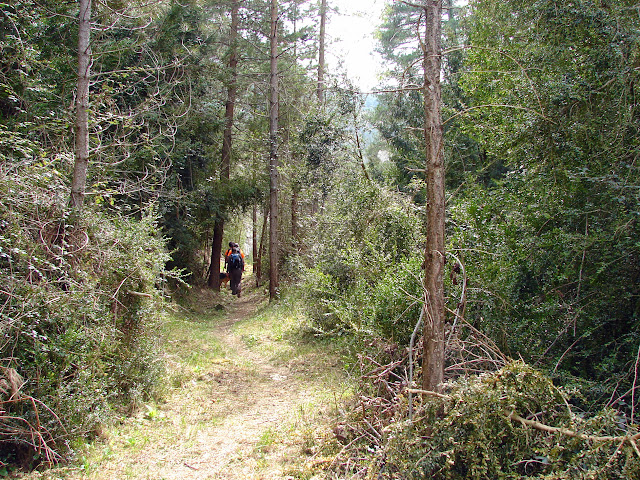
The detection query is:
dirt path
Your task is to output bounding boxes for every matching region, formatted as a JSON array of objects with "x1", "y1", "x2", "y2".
[
  {"x1": 176, "y1": 290, "x2": 324, "y2": 479},
  {"x1": 28, "y1": 287, "x2": 346, "y2": 480}
]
